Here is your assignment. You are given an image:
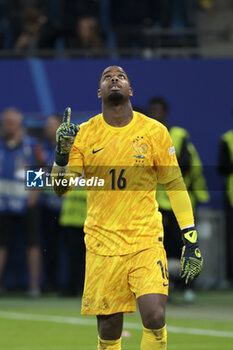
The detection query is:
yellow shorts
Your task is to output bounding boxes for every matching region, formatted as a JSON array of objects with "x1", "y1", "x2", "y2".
[{"x1": 81, "y1": 246, "x2": 169, "y2": 315}]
